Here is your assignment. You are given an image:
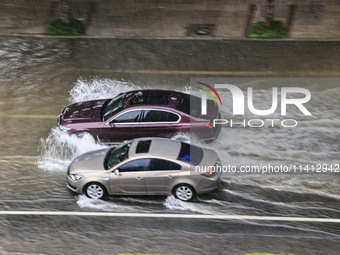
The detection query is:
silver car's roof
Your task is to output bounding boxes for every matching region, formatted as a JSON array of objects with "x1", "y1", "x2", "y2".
[{"x1": 129, "y1": 138, "x2": 181, "y2": 160}]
